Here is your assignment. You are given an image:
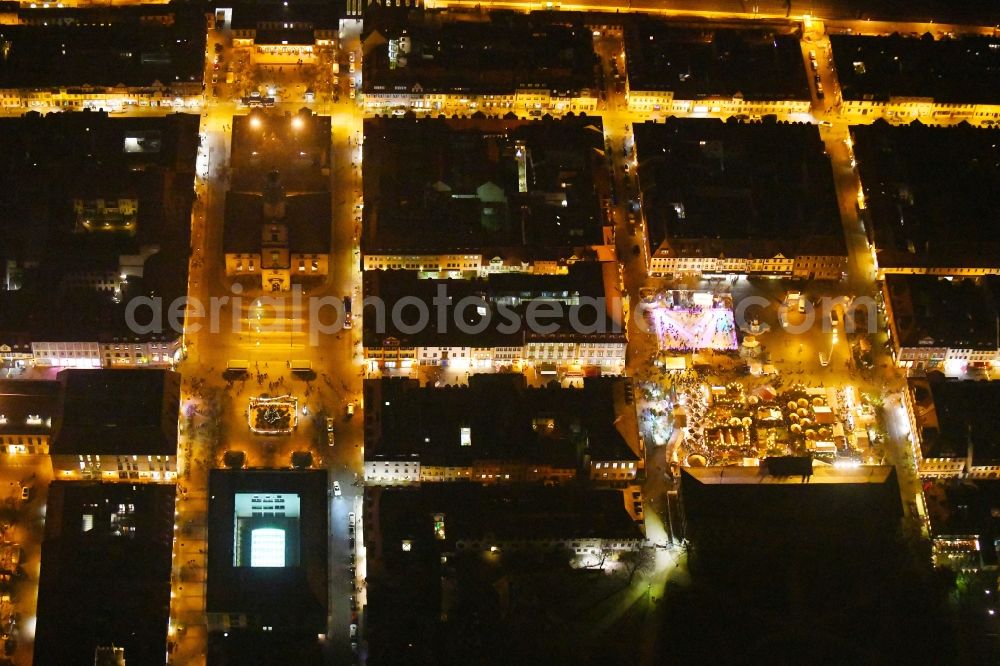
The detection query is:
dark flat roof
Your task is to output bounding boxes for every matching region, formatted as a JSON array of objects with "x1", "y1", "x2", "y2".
[
  {"x1": 52, "y1": 369, "x2": 180, "y2": 457},
  {"x1": 0, "y1": 378, "x2": 58, "y2": 436},
  {"x1": 363, "y1": 116, "x2": 604, "y2": 258},
  {"x1": 681, "y1": 465, "x2": 902, "y2": 532},
  {"x1": 206, "y1": 469, "x2": 328, "y2": 632},
  {"x1": 0, "y1": 7, "x2": 205, "y2": 90},
  {"x1": 884, "y1": 275, "x2": 998, "y2": 351},
  {"x1": 635, "y1": 118, "x2": 845, "y2": 257},
  {"x1": 852, "y1": 121, "x2": 1000, "y2": 270},
  {"x1": 832, "y1": 33, "x2": 1000, "y2": 104},
  {"x1": 363, "y1": 11, "x2": 597, "y2": 96},
  {"x1": 34, "y1": 481, "x2": 175, "y2": 666},
  {"x1": 365, "y1": 373, "x2": 639, "y2": 466},
  {"x1": 624, "y1": 21, "x2": 810, "y2": 101}
]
